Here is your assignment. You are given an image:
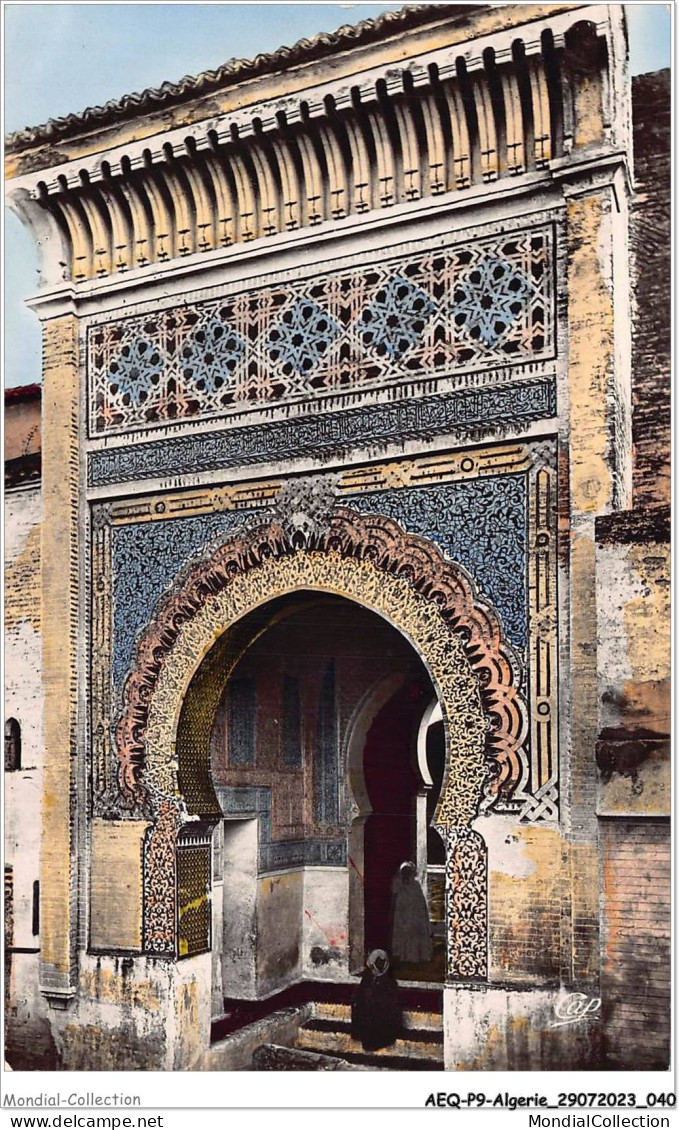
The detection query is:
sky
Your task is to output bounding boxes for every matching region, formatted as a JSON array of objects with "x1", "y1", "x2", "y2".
[{"x1": 3, "y1": 2, "x2": 672, "y2": 388}]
